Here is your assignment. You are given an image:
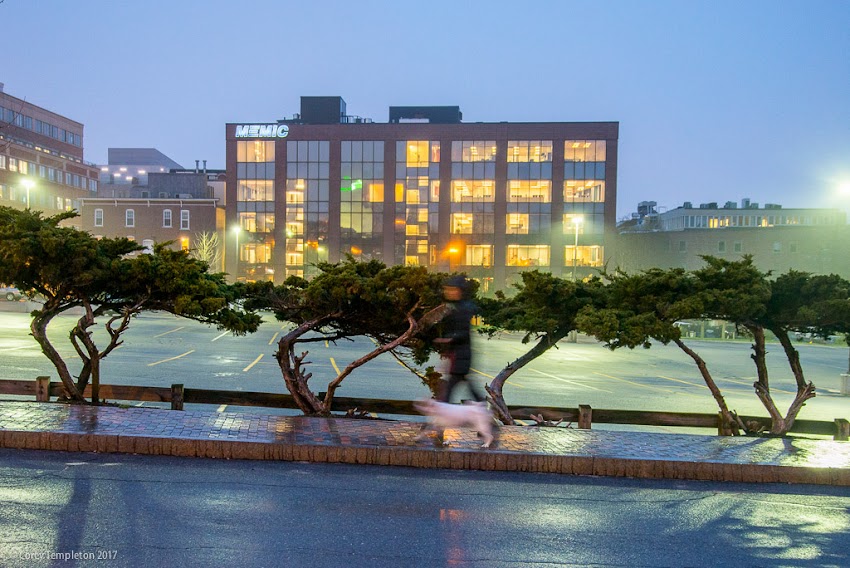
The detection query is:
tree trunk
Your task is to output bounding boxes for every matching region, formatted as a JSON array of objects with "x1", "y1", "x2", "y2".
[
  {"x1": 672, "y1": 337, "x2": 740, "y2": 435},
  {"x1": 323, "y1": 311, "x2": 427, "y2": 412},
  {"x1": 485, "y1": 333, "x2": 563, "y2": 425},
  {"x1": 769, "y1": 327, "x2": 816, "y2": 435},
  {"x1": 30, "y1": 308, "x2": 85, "y2": 402},
  {"x1": 772, "y1": 328, "x2": 807, "y2": 390},
  {"x1": 274, "y1": 316, "x2": 337, "y2": 415},
  {"x1": 746, "y1": 325, "x2": 785, "y2": 434}
]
